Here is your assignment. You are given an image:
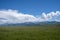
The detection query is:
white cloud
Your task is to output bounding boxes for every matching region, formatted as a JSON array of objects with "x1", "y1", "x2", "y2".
[
  {"x1": 0, "y1": 9, "x2": 60, "y2": 24},
  {"x1": 0, "y1": 9, "x2": 38, "y2": 24},
  {"x1": 39, "y1": 11, "x2": 60, "y2": 22}
]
